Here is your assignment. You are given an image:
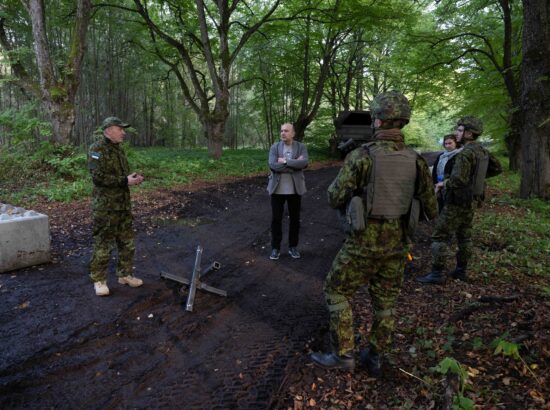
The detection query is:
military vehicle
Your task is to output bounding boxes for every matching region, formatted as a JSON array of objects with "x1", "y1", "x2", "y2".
[{"x1": 332, "y1": 111, "x2": 373, "y2": 157}]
